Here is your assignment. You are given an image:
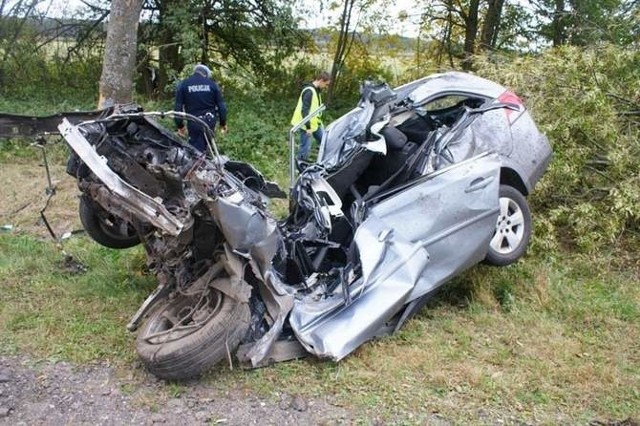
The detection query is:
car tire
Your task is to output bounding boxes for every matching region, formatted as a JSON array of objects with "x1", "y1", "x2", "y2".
[
  {"x1": 135, "y1": 288, "x2": 251, "y2": 381},
  {"x1": 484, "y1": 185, "x2": 532, "y2": 266},
  {"x1": 79, "y1": 195, "x2": 140, "y2": 249}
]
